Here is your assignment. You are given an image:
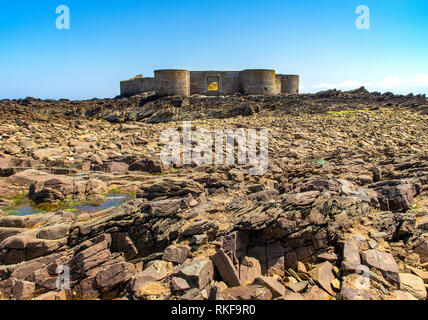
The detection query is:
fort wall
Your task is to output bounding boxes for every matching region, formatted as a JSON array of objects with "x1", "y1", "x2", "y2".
[
  {"x1": 120, "y1": 78, "x2": 156, "y2": 97},
  {"x1": 190, "y1": 71, "x2": 241, "y2": 96},
  {"x1": 120, "y1": 69, "x2": 299, "y2": 97}
]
